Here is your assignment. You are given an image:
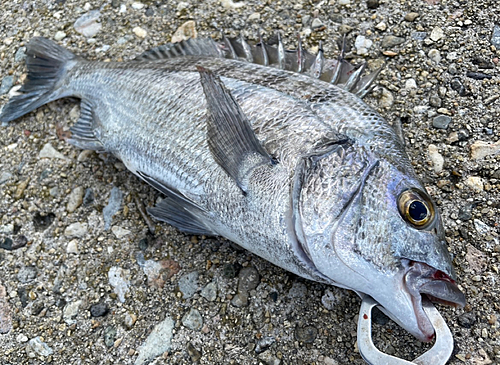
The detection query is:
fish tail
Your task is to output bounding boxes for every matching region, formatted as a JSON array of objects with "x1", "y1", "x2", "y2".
[{"x1": 0, "y1": 37, "x2": 79, "y2": 124}]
